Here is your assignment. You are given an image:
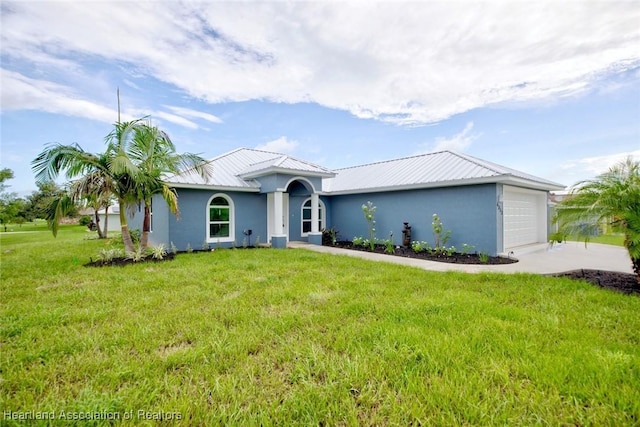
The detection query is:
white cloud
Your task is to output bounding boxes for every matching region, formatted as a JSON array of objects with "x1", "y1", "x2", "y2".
[
  {"x1": 255, "y1": 136, "x2": 299, "y2": 154},
  {"x1": 164, "y1": 106, "x2": 222, "y2": 124},
  {"x1": 433, "y1": 122, "x2": 479, "y2": 152},
  {"x1": 2, "y1": 2, "x2": 639, "y2": 125},
  {"x1": 414, "y1": 122, "x2": 480, "y2": 154},
  {"x1": 563, "y1": 150, "x2": 640, "y2": 177},
  {"x1": 0, "y1": 69, "x2": 117, "y2": 123}
]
